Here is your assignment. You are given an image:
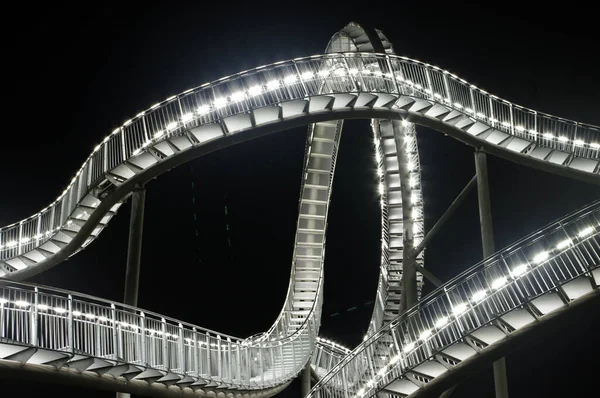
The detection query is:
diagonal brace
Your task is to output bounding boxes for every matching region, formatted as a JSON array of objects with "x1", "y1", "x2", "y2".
[
  {"x1": 410, "y1": 175, "x2": 477, "y2": 288},
  {"x1": 413, "y1": 174, "x2": 477, "y2": 259}
]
